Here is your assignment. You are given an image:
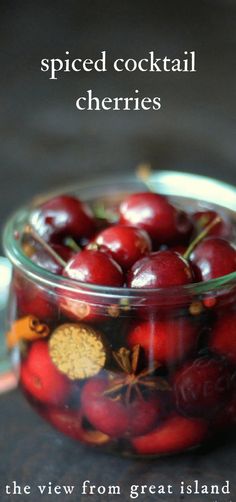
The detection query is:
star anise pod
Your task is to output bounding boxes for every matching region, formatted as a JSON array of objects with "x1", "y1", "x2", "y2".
[{"x1": 104, "y1": 344, "x2": 170, "y2": 404}]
